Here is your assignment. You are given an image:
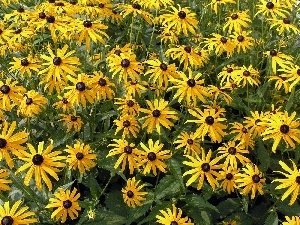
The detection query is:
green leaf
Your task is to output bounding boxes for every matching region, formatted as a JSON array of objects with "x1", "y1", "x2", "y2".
[
  {"x1": 264, "y1": 212, "x2": 278, "y2": 225},
  {"x1": 201, "y1": 211, "x2": 211, "y2": 225},
  {"x1": 185, "y1": 195, "x2": 219, "y2": 213},
  {"x1": 216, "y1": 198, "x2": 240, "y2": 219},
  {"x1": 138, "y1": 201, "x2": 171, "y2": 225},
  {"x1": 88, "y1": 176, "x2": 102, "y2": 199},
  {"x1": 257, "y1": 138, "x2": 270, "y2": 172},
  {"x1": 285, "y1": 88, "x2": 295, "y2": 111},
  {"x1": 154, "y1": 175, "x2": 181, "y2": 200},
  {"x1": 168, "y1": 158, "x2": 185, "y2": 191}
]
